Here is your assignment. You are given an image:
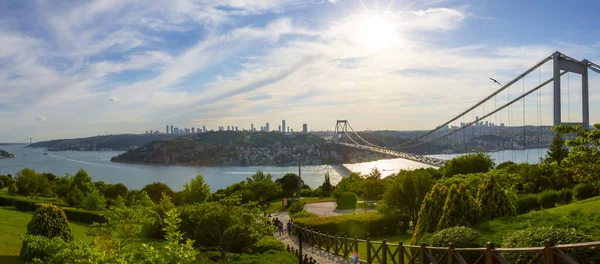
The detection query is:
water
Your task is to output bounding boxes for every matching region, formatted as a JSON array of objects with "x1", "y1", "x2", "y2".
[{"x1": 0, "y1": 145, "x2": 547, "y2": 191}]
